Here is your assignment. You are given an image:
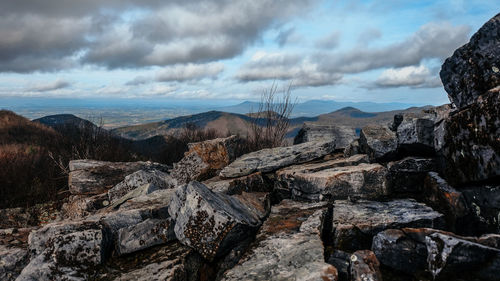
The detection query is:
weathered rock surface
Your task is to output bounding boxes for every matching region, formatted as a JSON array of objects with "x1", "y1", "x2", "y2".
[
  {"x1": 61, "y1": 193, "x2": 110, "y2": 220},
  {"x1": 222, "y1": 200, "x2": 338, "y2": 281},
  {"x1": 349, "y1": 250, "x2": 382, "y2": 281},
  {"x1": 171, "y1": 135, "x2": 241, "y2": 184},
  {"x1": 343, "y1": 140, "x2": 360, "y2": 157},
  {"x1": 359, "y1": 125, "x2": 397, "y2": 162},
  {"x1": 440, "y1": 89, "x2": 500, "y2": 185},
  {"x1": 117, "y1": 218, "x2": 176, "y2": 256},
  {"x1": 108, "y1": 169, "x2": 176, "y2": 203},
  {"x1": 461, "y1": 184, "x2": 500, "y2": 234},
  {"x1": 426, "y1": 232, "x2": 500, "y2": 280},
  {"x1": 0, "y1": 246, "x2": 28, "y2": 281},
  {"x1": 330, "y1": 199, "x2": 444, "y2": 251},
  {"x1": 386, "y1": 157, "x2": 436, "y2": 196},
  {"x1": 69, "y1": 160, "x2": 167, "y2": 195},
  {"x1": 294, "y1": 124, "x2": 357, "y2": 149},
  {"x1": 396, "y1": 115, "x2": 435, "y2": 154},
  {"x1": 203, "y1": 172, "x2": 272, "y2": 195},
  {"x1": 440, "y1": 13, "x2": 500, "y2": 110},
  {"x1": 168, "y1": 182, "x2": 265, "y2": 261},
  {"x1": 220, "y1": 140, "x2": 336, "y2": 178},
  {"x1": 110, "y1": 183, "x2": 162, "y2": 209},
  {"x1": 277, "y1": 158, "x2": 387, "y2": 202}
]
